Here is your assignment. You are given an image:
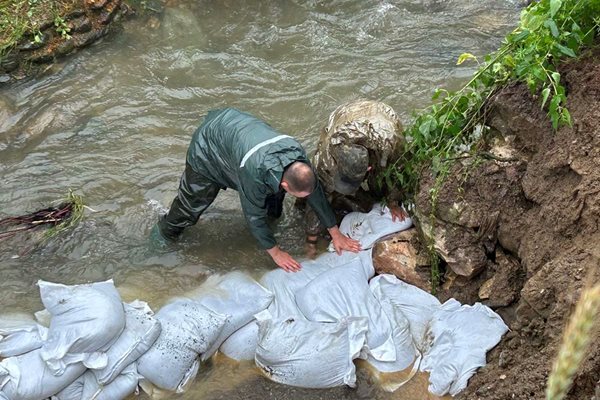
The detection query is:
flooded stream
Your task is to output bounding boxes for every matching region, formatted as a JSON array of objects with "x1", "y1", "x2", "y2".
[{"x1": 0, "y1": 1, "x2": 521, "y2": 398}]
